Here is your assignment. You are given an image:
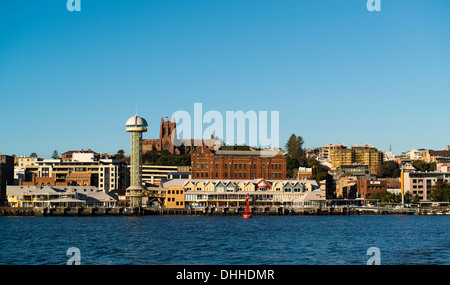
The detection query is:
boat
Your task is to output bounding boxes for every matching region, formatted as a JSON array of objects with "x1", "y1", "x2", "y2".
[{"x1": 243, "y1": 193, "x2": 252, "y2": 219}]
